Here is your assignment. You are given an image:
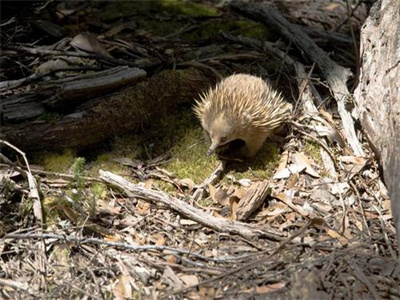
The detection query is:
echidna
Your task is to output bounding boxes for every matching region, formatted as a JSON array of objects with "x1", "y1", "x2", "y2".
[{"x1": 193, "y1": 74, "x2": 291, "y2": 157}]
